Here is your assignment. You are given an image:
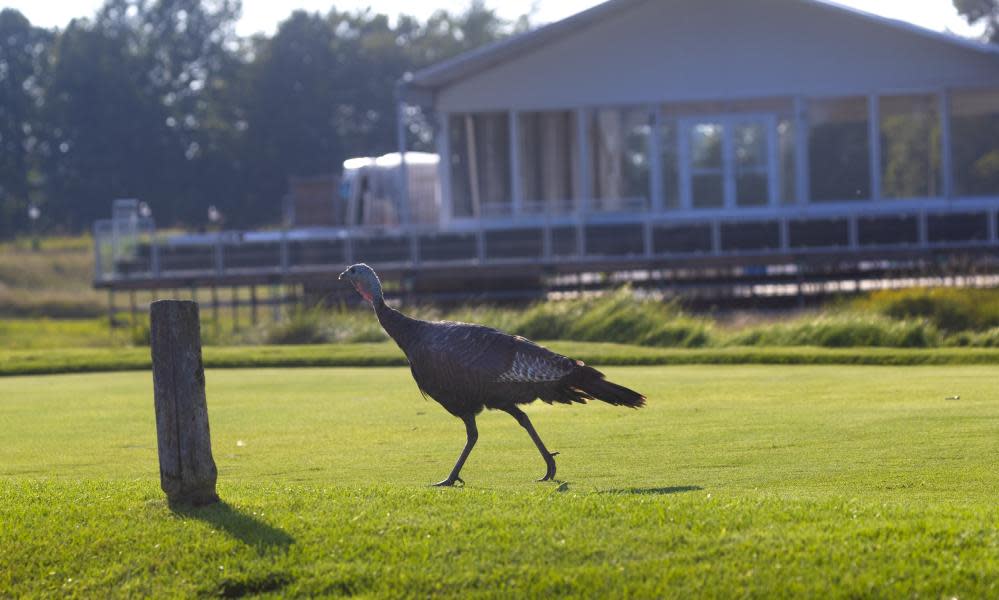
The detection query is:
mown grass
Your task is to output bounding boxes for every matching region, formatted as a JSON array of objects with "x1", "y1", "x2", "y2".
[
  {"x1": 4, "y1": 342, "x2": 999, "y2": 377},
  {"x1": 1, "y1": 365, "x2": 997, "y2": 597}
]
